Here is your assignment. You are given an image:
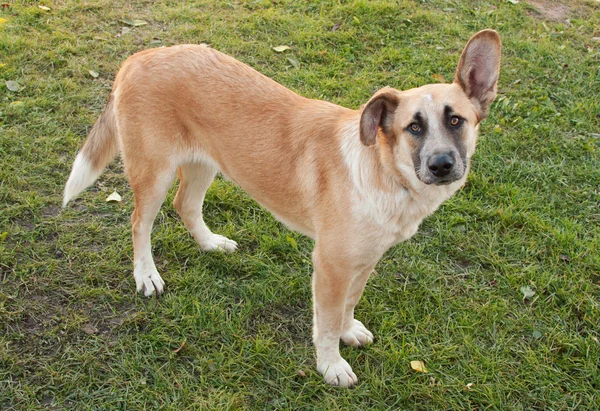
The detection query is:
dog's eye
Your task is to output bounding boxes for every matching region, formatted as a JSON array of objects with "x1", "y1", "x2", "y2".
[
  {"x1": 409, "y1": 123, "x2": 421, "y2": 133},
  {"x1": 450, "y1": 116, "x2": 461, "y2": 127}
]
